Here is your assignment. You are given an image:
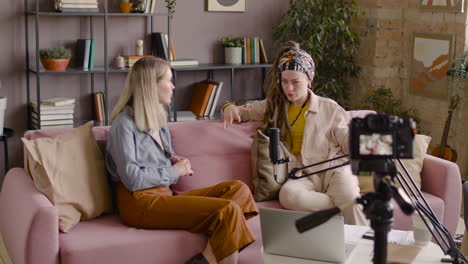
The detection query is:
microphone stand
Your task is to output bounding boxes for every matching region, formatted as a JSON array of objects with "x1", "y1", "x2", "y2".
[
  {"x1": 395, "y1": 159, "x2": 467, "y2": 264},
  {"x1": 292, "y1": 158, "x2": 415, "y2": 264}
]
